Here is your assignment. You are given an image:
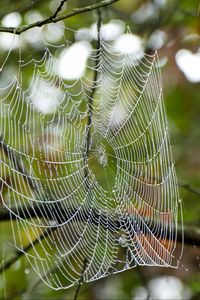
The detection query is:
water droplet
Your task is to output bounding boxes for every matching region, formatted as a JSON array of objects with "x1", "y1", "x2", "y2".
[
  {"x1": 25, "y1": 268, "x2": 30, "y2": 274},
  {"x1": 186, "y1": 268, "x2": 188, "y2": 272},
  {"x1": 119, "y1": 236, "x2": 127, "y2": 247},
  {"x1": 49, "y1": 220, "x2": 57, "y2": 226}
]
